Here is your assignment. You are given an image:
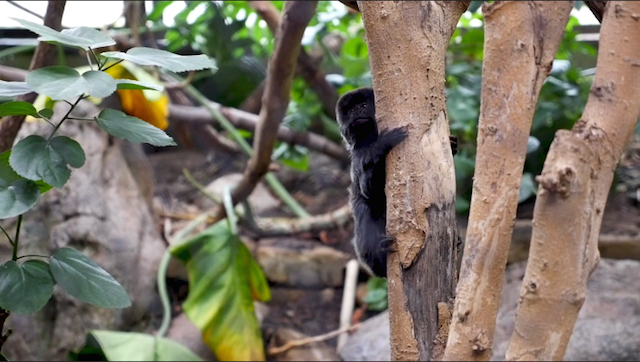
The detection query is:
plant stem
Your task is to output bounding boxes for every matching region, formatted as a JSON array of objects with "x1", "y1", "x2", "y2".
[
  {"x1": 47, "y1": 96, "x2": 84, "y2": 142},
  {"x1": 15, "y1": 254, "x2": 49, "y2": 260},
  {"x1": 11, "y1": 215, "x2": 22, "y2": 262},
  {"x1": 0, "y1": 308, "x2": 11, "y2": 353},
  {"x1": 0, "y1": 225, "x2": 13, "y2": 247},
  {"x1": 89, "y1": 47, "x2": 102, "y2": 70},
  {"x1": 102, "y1": 59, "x2": 124, "y2": 72}
]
